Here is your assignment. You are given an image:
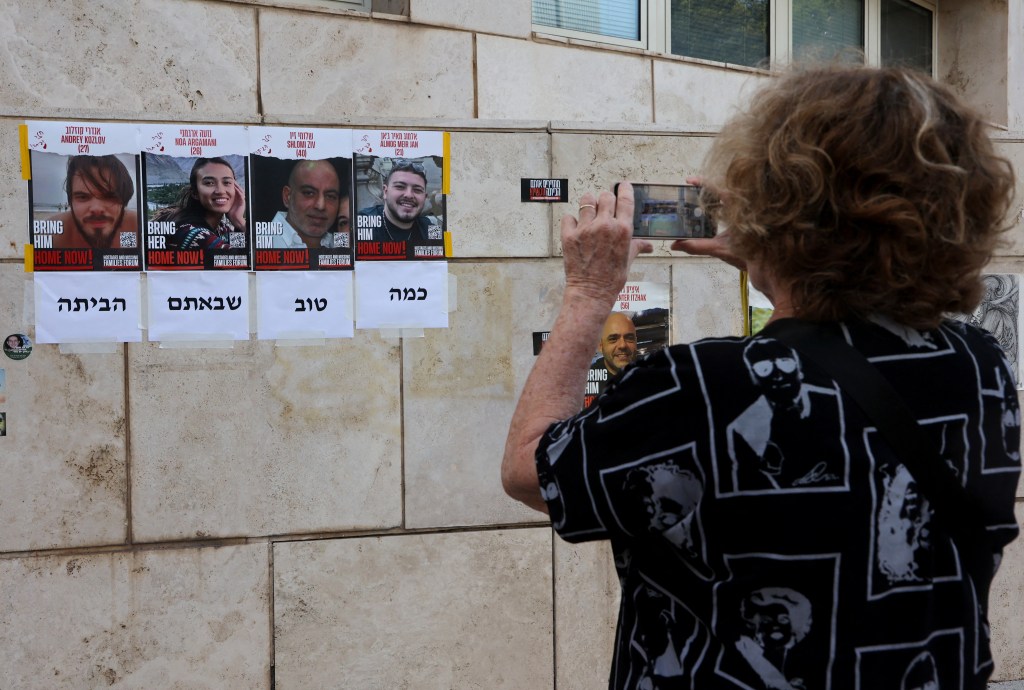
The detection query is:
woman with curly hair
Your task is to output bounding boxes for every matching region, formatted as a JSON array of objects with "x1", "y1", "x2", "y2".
[{"x1": 504, "y1": 65, "x2": 1018, "y2": 689}]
